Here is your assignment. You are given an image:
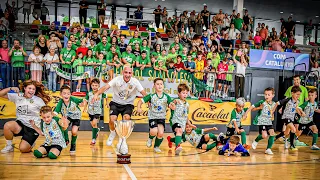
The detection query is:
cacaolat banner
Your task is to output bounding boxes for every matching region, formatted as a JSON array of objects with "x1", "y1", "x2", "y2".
[{"x1": 0, "y1": 93, "x2": 251, "y2": 125}]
